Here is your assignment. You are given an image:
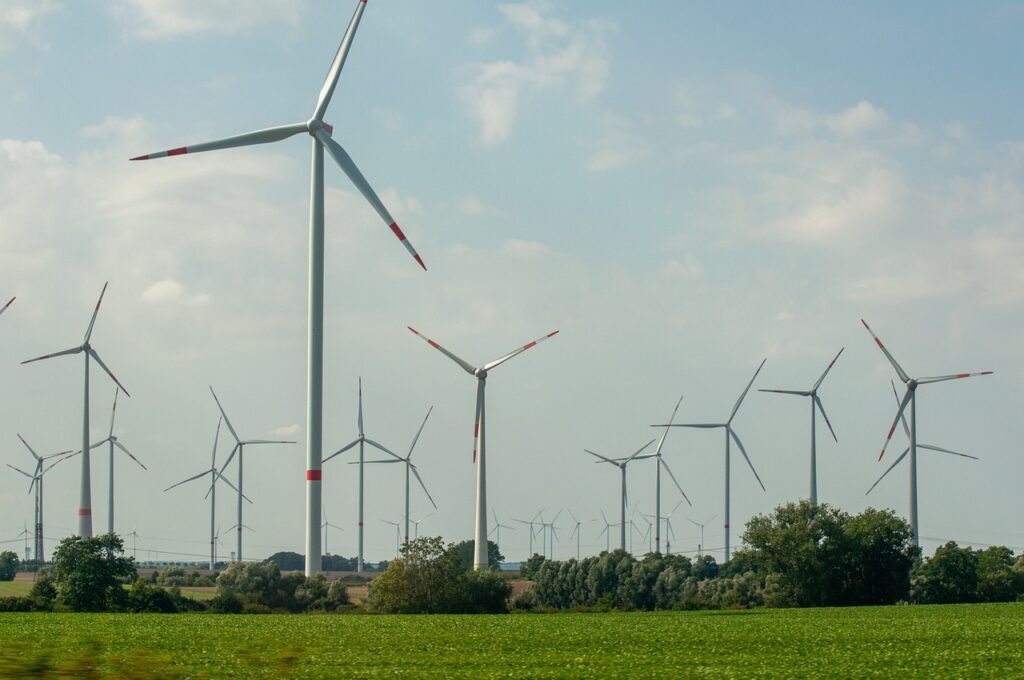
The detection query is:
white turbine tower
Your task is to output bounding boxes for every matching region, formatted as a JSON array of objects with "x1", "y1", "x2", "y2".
[
  {"x1": 596, "y1": 509, "x2": 621, "y2": 553},
  {"x1": 535, "y1": 510, "x2": 562, "y2": 559},
  {"x1": 322, "y1": 507, "x2": 344, "y2": 559},
  {"x1": 7, "y1": 435, "x2": 71, "y2": 564},
  {"x1": 862, "y1": 320, "x2": 992, "y2": 547},
  {"x1": 210, "y1": 387, "x2": 294, "y2": 562},
  {"x1": 21, "y1": 282, "x2": 129, "y2": 537},
  {"x1": 648, "y1": 395, "x2": 691, "y2": 554},
  {"x1": 411, "y1": 514, "x2": 432, "y2": 540},
  {"x1": 759, "y1": 348, "x2": 843, "y2": 507},
  {"x1": 643, "y1": 500, "x2": 684, "y2": 556},
  {"x1": 357, "y1": 406, "x2": 436, "y2": 545},
  {"x1": 585, "y1": 440, "x2": 656, "y2": 552},
  {"x1": 131, "y1": 1, "x2": 426, "y2": 576},
  {"x1": 164, "y1": 417, "x2": 247, "y2": 570},
  {"x1": 381, "y1": 519, "x2": 402, "y2": 558},
  {"x1": 324, "y1": 379, "x2": 404, "y2": 572},
  {"x1": 512, "y1": 511, "x2": 543, "y2": 558},
  {"x1": 566, "y1": 510, "x2": 595, "y2": 560},
  {"x1": 654, "y1": 358, "x2": 767, "y2": 562},
  {"x1": 407, "y1": 327, "x2": 559, "y2": 570},
  {"x1": 488, "y1": 510, "x2": 515, "y2": 552},
  {"x1": 687, "y1": 514, "x2": 717, "y2": 558},
  {"x1": 88, "y1": 388, "x2": 146, "y2": 534}
]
